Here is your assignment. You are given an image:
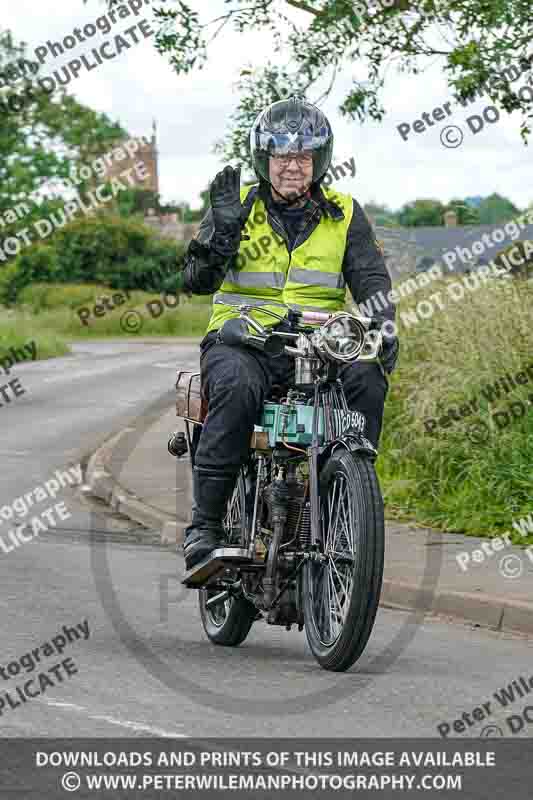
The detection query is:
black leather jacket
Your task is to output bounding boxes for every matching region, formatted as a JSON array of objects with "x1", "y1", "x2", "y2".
[{"x1": 182, "y1": 181, "x2": 396, "y2": 323}]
